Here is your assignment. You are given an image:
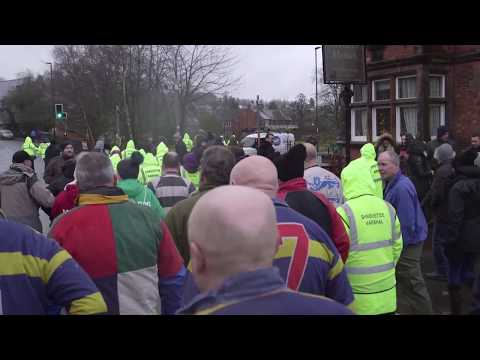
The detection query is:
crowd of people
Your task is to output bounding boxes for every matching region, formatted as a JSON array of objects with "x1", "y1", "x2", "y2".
[{"x1": 0, "y1": 127, "x2": 479, "y2": 315}]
